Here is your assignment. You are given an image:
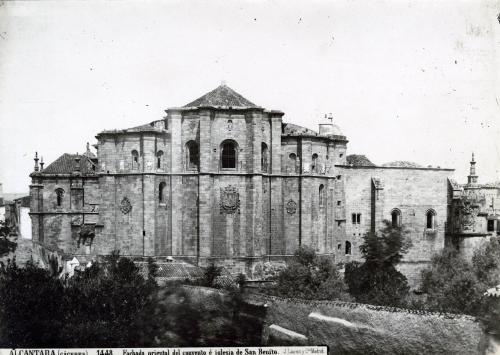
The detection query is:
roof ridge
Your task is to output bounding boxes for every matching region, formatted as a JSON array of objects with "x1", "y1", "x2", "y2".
[{"x1": 183, "y1": 84, "x2": 258, "y2": 108}]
